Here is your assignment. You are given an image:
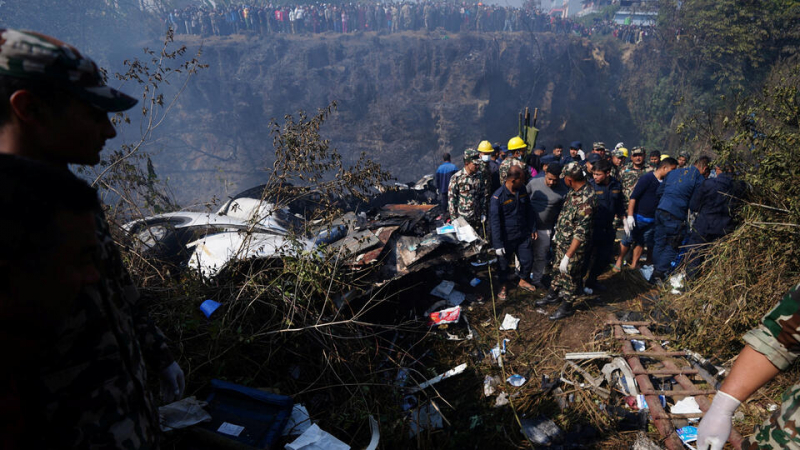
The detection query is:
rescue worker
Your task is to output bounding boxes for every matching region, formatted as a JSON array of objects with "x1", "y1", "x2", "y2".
[
  {"x1": 499, "y1": 136, "x2": 529, "y2": 182},
  {"x1": 562, "y1": 141, "x2": 583, "y2": 165},
  {"x1": 477, "y1": 139, "x2": 497, "y2": 196},
  {"x1": 649, "y1": 150, "x2": 661, "y2": 169},
  {"x1": 0, "y1": 28, "x2": 184, "y2": 448},
  {"x1": 583, "y1": 159, "x2": 624, "y2": 291},
  {"x1": 652, "y1": 156, "x2": 711, "y2": 281},
  {"x1": 435, "y1": 152, "x2": 458, "y2": 207},
  {"x1": 448, "y1": 148, "x2": 485, "y2": 229},
  {"x1": 490, "y1": 165, "x2": 538, "y2": 299},
  {"x1": 696, "y1": 282, "x2": 800, "y2": 450},
  {"x1": 527, "y1": 161, "x2": 568, "y2": 289},
  {"x1": 535, "y1": 162, "x2": 596, "y2": 321},
  {"x1": 677, "y1": 151, "x2": 690, "y2": 168},
  {"x1": 684, "y1": 163, "x2": 746, "y2": 278},
  {"x1": 611, "y1": 147, "x2": 628, "y2": 180},
  {"x1": 552, "y1": 144, "x2": 564, "y2": 162},
  {"x1": 591, "y1": 141, "x2": 607, "y2": 160},
  {"x1": 621, "y1": 147, "x2": 652, "y2": 202}
]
